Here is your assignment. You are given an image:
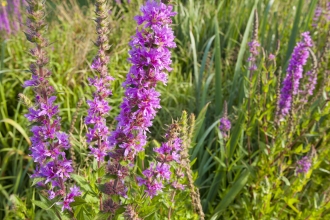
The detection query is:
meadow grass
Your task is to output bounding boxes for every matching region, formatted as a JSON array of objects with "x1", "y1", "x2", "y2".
[{"x1": 0, "y1": 0, "x2": 330, "y2": 219}]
